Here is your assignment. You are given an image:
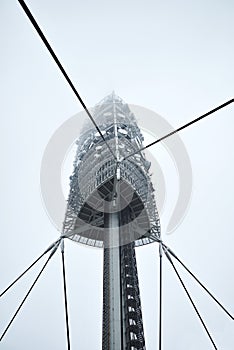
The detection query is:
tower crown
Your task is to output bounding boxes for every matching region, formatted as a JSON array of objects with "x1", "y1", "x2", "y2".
[{"x1": 63, "y1": 94, "x2": 160, "y2": 247}]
